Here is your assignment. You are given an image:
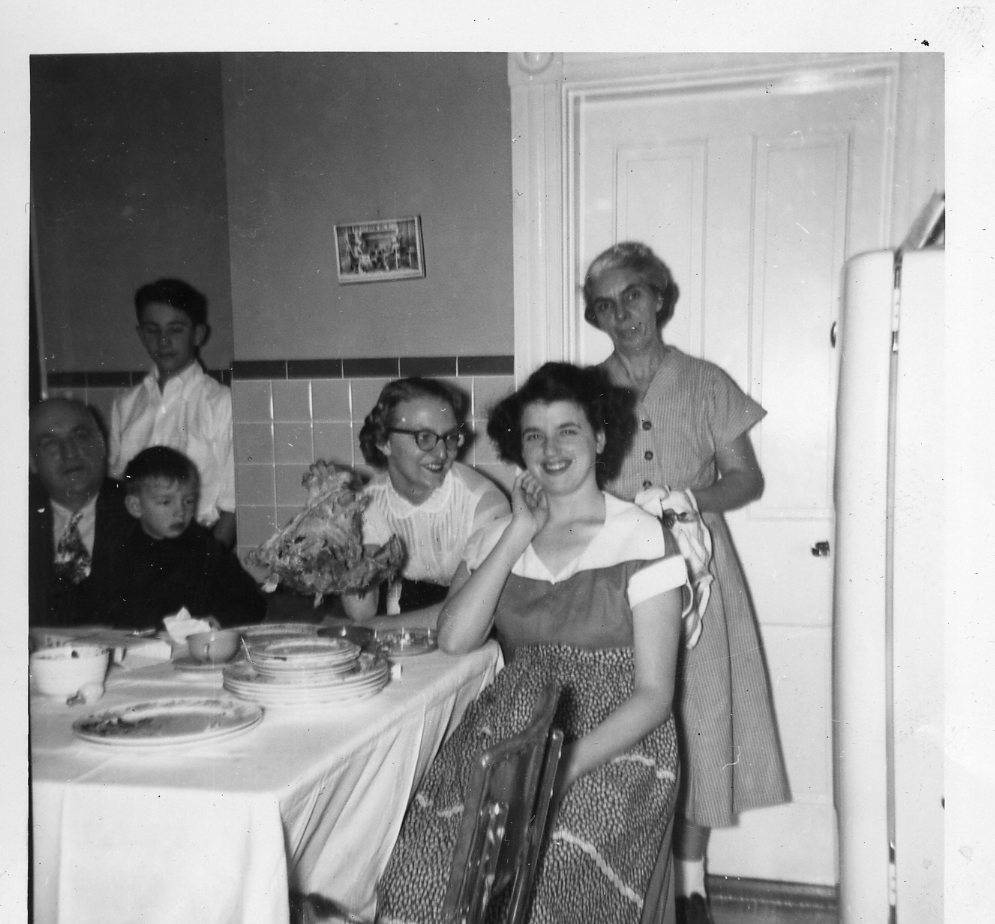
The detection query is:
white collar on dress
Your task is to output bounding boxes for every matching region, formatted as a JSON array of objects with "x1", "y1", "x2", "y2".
[{"x1": 516, "y1": 493, "x2": 663, "y2": 583}]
